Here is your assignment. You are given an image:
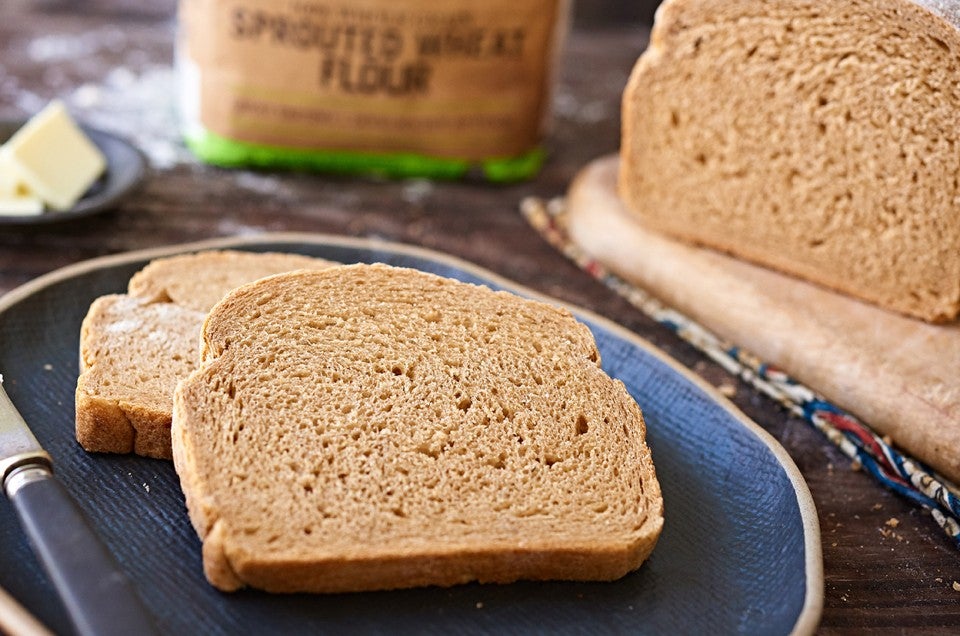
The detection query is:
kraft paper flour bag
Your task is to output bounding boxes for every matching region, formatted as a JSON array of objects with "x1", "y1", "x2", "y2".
[{"x1": 177, "y1": 0, "x2": 570, "y2": 180}]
